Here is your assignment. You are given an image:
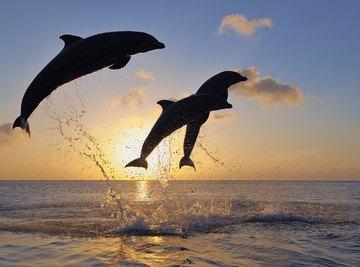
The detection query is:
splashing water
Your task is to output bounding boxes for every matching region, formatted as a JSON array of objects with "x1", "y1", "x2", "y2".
[
  {"x1": 41, "y1": 89, "x2": 233, "y2": 235},
  {"x1": 196, "y1": 131, "x2": 225, "y2": 167},
  {"x1": 41, "y1": 89, "x2": 129, "y2": 221},
  {"x1": 1, "y1": 180, "x2": 359, "y2": 266},
  {"x1": 155, "y1": 134, "x2": 173, "y2": 188}
]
